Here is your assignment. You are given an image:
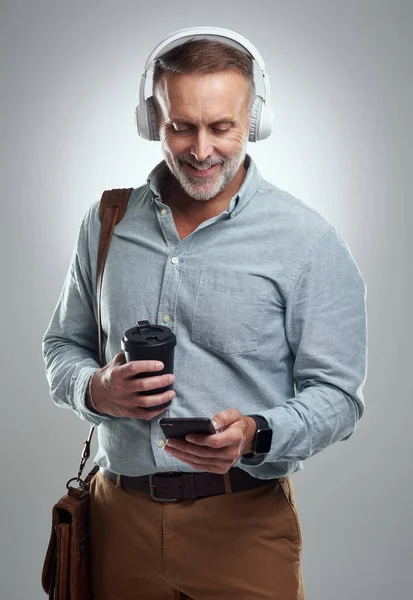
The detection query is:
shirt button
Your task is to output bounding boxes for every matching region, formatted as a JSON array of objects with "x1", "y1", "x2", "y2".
[
  {"x1": 162, "y1": 314, "x2": 171, "y2": 323},
  {"x1": 171, "y1": 257, "x2": 179, "y2": 265},
  {"x1": 160, "y1": 208, "x2": 167, "y2": 216},
  {"x1": 157, "y1": 439, "x2": 165, "y2": 448}
]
